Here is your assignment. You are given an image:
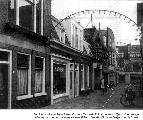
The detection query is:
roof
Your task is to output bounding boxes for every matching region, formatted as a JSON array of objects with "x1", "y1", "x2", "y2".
[{"x1": 50, "y1": 15, "x2": 65, "y2": 39}]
